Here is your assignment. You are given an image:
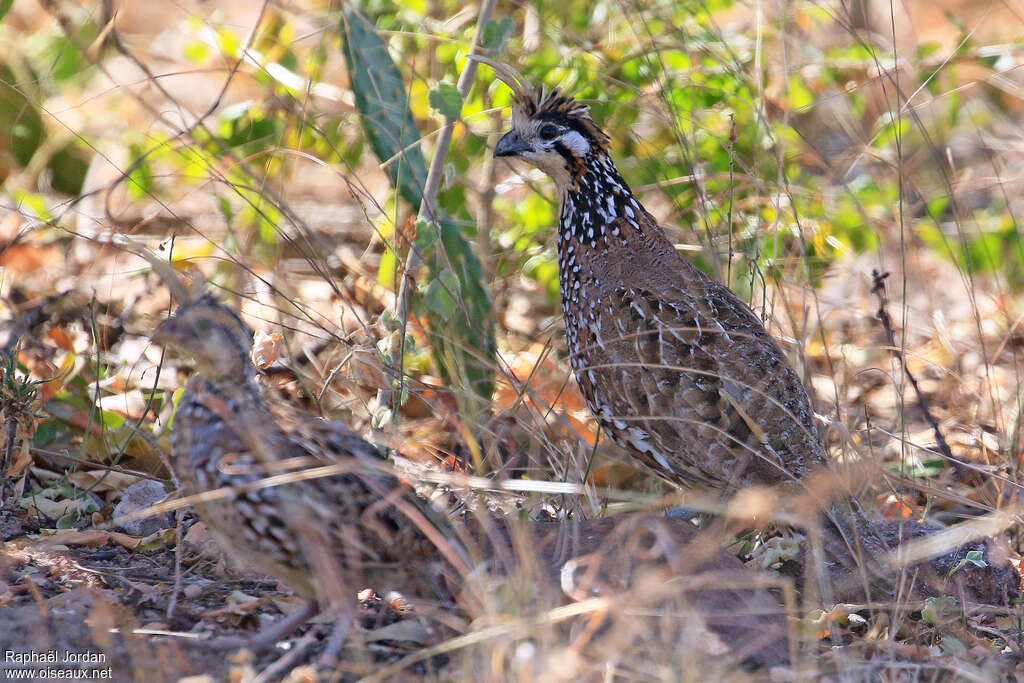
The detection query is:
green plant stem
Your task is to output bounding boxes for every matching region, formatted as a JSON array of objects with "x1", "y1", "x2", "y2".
[
  {"x1": 475, "y1": 107, "x2": 502, "y2": 281},
  {"x1": 385, "y1": 0, "x2": 498, "y2": 410}
]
